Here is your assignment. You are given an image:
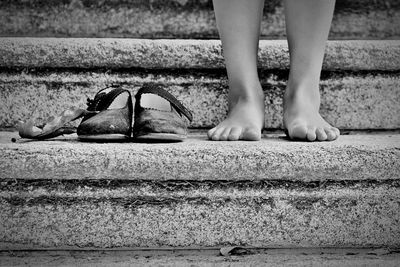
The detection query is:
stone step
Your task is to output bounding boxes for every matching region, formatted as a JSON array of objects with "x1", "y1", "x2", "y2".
[
  {"x1": 1, "y1": 0, "x2": 399, "y2": 39},
  {"x1": 1, "y1": 70, "x2": 399, "y2": 130},
  {"x1": 1, "y1": 38, "x2": 399, "y2": 70},
  {"x1": 2, "y1": 249, "x2": 400, "y2": 267},
  {"x1": 1, "y1": 131, "x2": 399, "y2": 181},
  {"x1": 0, "y1": 131, "x2": 399, "y2": 248},
  {"x1": 0, "y1": 38, "x2": 399, "y2": 130}
]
